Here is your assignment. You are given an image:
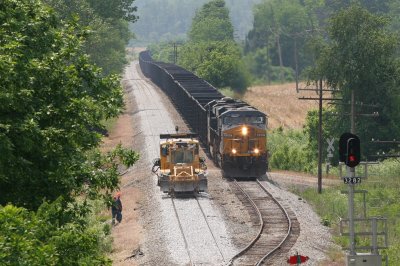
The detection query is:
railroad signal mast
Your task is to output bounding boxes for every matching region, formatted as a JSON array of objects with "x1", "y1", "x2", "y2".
[{"x1": 339, "y1": 132, "x2": 387, "y2": 265}]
